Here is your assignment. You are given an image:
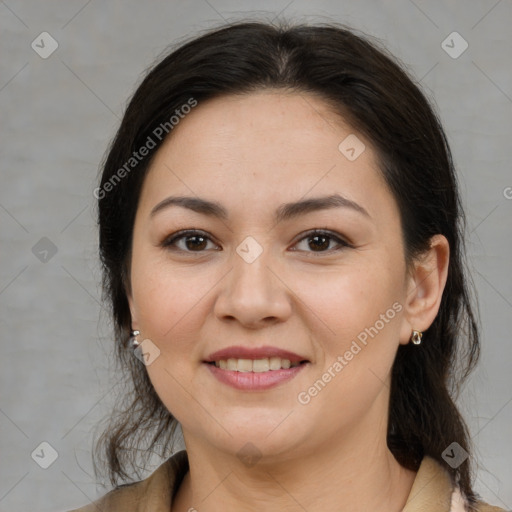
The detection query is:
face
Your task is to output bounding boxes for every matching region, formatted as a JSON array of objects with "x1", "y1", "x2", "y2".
[{"x1": 128, "y1": 91, "x2": 412, "y2": 462}]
